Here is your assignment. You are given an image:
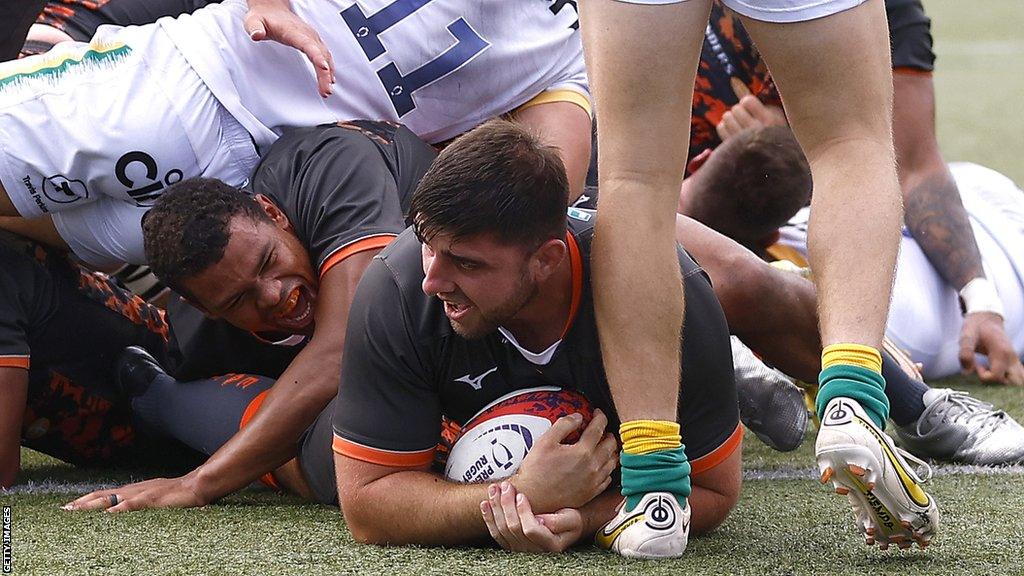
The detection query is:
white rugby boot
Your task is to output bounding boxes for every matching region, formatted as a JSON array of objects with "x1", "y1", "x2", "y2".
[
  {"x1": 816, "y1": 397, "x2": 939, "y2": 549},
  {"x1": 595, "y1": 492, "x2": 690, "y2": 559}
]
